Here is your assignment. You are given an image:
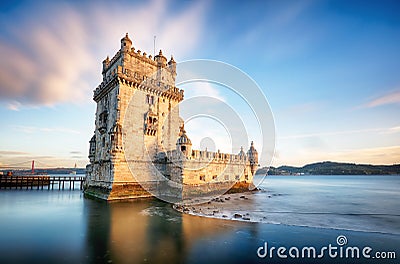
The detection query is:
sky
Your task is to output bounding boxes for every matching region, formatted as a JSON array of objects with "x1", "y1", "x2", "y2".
[{"x1": 0, "y1": 0, "x2": 399, "y2": 169}]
